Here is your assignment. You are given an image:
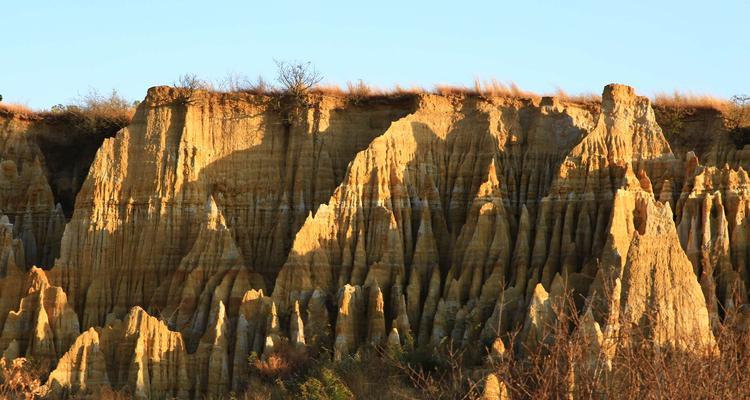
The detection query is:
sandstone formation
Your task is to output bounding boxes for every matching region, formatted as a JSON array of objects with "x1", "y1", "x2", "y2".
[
  {"x1": 45, "y1": 306, "x2": 190, "y2": 399},
  {"x1": 0, "y1": 113, "x2": 66, "y2": 268},
  {"x1": 0, "y1": 83, "x2": 747, "y2": 397},
  {"x1": 592, "y1": 182, "x2": 716, "y2": 352}
]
